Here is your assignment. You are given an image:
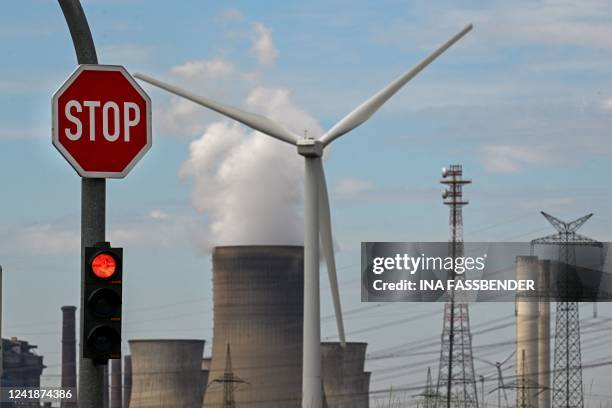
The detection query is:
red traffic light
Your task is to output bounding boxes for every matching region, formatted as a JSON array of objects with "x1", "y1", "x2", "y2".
[{"x1": 91, "y1": 253, "x2": 117, "y2": 279}]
